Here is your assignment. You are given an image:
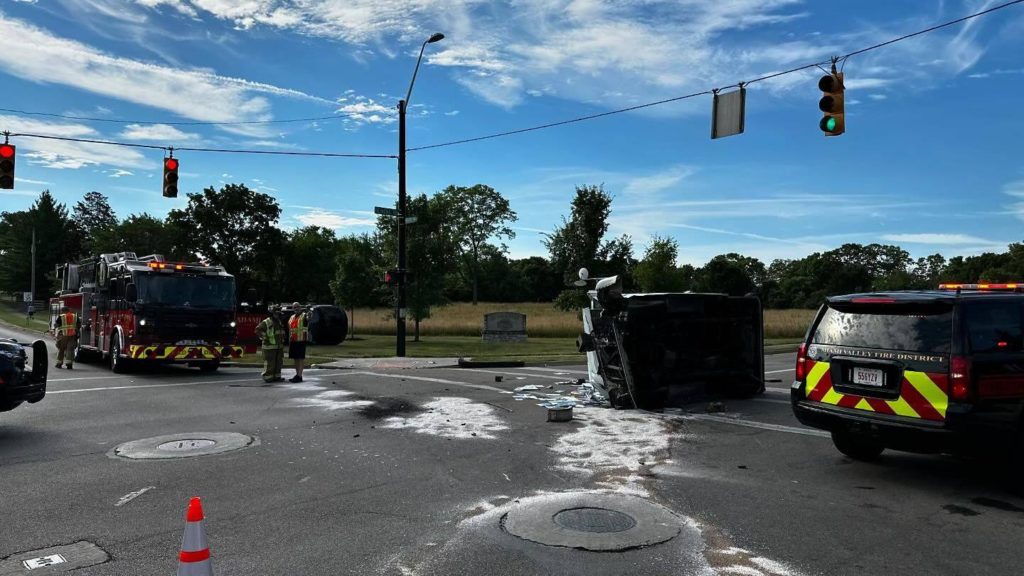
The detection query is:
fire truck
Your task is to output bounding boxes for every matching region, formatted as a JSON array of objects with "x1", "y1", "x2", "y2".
[{"x1": 49, "y1": 252, "x2": 244, "y2": 373}]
